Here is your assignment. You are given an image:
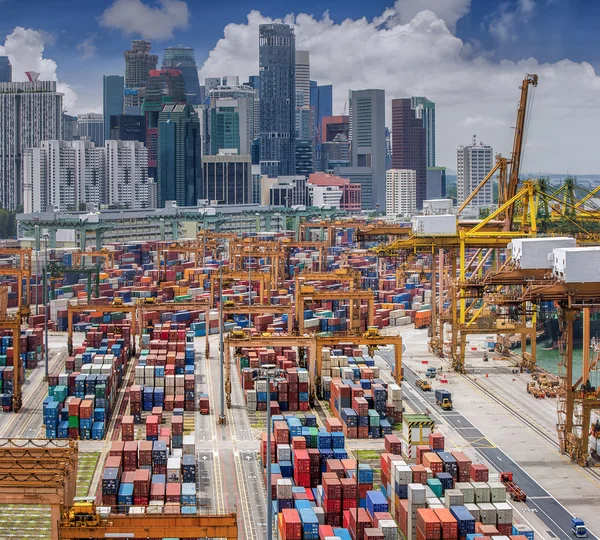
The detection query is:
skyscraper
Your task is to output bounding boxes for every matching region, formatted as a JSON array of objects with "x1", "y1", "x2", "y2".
[
  {"x1": 124, "y1": 40, "x2": 158, "y2": 112},
  {"x1": 0, "y1": 80, "x2": 63, "y2": 209},
  {"x1": 210, "y1": 104, "x2": 240, "y2": 155},
  {"x1": 457, "y1": 137, "x2": 493, "y2": 208},
  {"x1": 310, "y1": 82, "x2": 333, "y2": 138},
  {"x1": 109, "y1": 115, "x2": 146, "y2": 143},
  {"x1": 0, "y1": 57, "x2": 11, "y2": 83},
  {"x1": 162, "y1": 46, "x2": 201, "y2": 105},
  {"x1": 143, "y1": 69, "x2": 187, "y2": 179},
  {"x1": 157, "y1": 103, "x2": 202, "y2": 207},
  {"x1": 62, "y1": 114, "x2": 78, "y2": 141},
  {"x1": 336, "y1": 89, "x2": 385, "y2": 210},
  {"x1": 411, "y1": 97, "x2": 436, "y2": 167},
  {"x1": 204, "y1": 77, "x2": 221, "y2": 94},
  {"x1": 103, "y1": 75, "x2": 124, "y2": 140},
  {"x1": 259, "y1": 23, "x2": 296, "y2": 177},
  {"x1": 392, "y1": 98, "x2": 427, "y2": 209},
  {"x1": 77, "y1": 113, "x2": 104, "y2": 146}
]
